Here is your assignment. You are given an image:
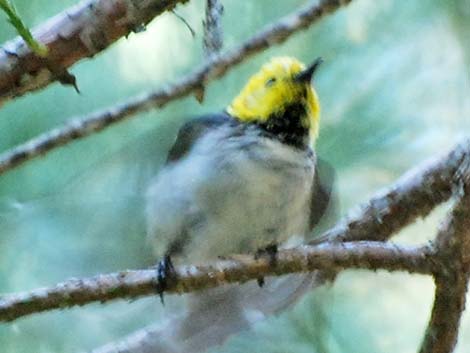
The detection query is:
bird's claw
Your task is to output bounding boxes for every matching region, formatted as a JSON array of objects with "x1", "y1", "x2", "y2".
[
  {"x1": 155, "y1": 255, "x2": 176, "y2": 304},
  {"x1": 255, "y1": 243, "x2": 278, "y2": 287}
]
